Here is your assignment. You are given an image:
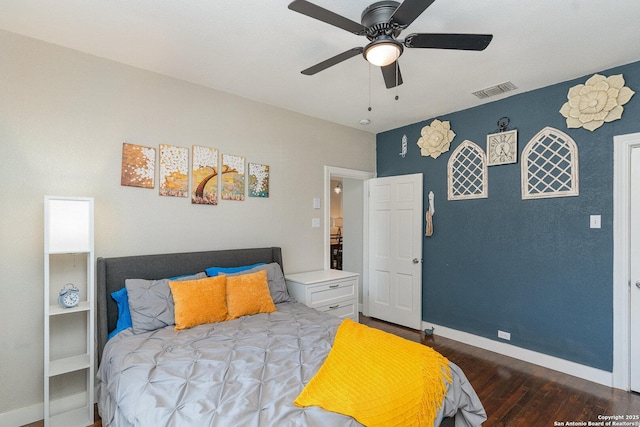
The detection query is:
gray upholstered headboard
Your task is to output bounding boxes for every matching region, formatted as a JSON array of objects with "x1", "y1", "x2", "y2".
[{"x1": 96, "y1": 247, "x2": 283, "y2": 363}]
